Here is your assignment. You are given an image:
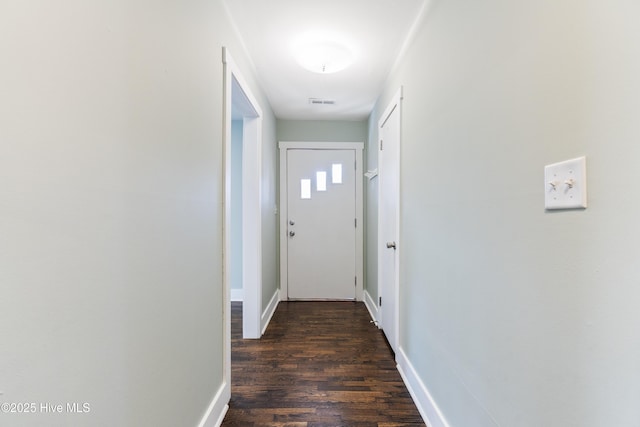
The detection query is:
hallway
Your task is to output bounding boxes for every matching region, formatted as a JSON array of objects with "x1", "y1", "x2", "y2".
[{"x1": 222, "y1": 302, "x2": 425, "y2": 426}]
